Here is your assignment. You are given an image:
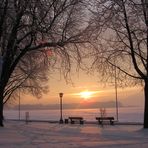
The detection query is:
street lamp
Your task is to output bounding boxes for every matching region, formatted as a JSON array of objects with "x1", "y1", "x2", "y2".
[
  {"x1": 18, "y1": 90, "x2": 21, "y2": 120},
  {"x1": 59, "y1": 92, "x2": 64, "y2": 123},
  {"x1": 115, "y1": 66, "x2": 119, "y2": 121}
]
